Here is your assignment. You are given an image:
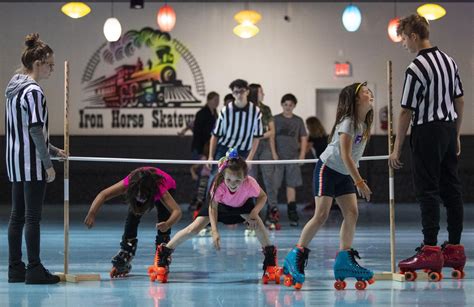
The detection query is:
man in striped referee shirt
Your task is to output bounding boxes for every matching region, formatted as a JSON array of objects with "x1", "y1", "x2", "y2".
[
  {"x1": 389, "y1": 15, "x2": 465, "y2": 265},
  {"x1": 208, "y1": 79, "x2": 263, "y2": 163}
]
